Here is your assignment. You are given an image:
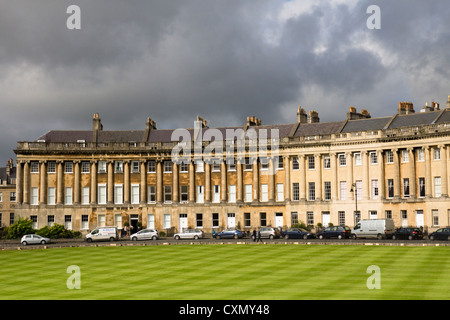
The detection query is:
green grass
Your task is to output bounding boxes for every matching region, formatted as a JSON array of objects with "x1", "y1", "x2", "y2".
[{"x1": 0, "y1": 244, "x2": 449, "y2": 300}]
